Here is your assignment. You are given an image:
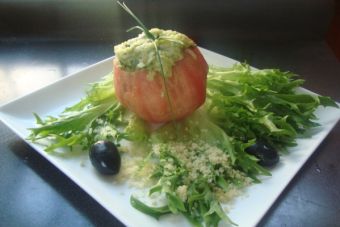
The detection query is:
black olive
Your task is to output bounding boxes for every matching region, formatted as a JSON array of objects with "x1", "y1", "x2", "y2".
[
  {"x1": 89, "y1": 140, "x2": 121, "y2": 175},
  {"x1": 245, "y1": 142, "x2": 279, "y2": 167}
]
